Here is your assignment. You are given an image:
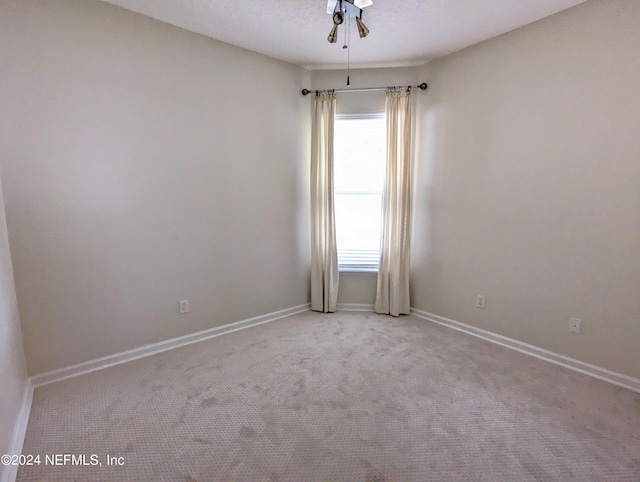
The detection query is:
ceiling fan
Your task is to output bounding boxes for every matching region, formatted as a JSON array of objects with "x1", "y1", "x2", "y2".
[{"x1": 326, "y1": 0, "x2": 372, "y2": 43}]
